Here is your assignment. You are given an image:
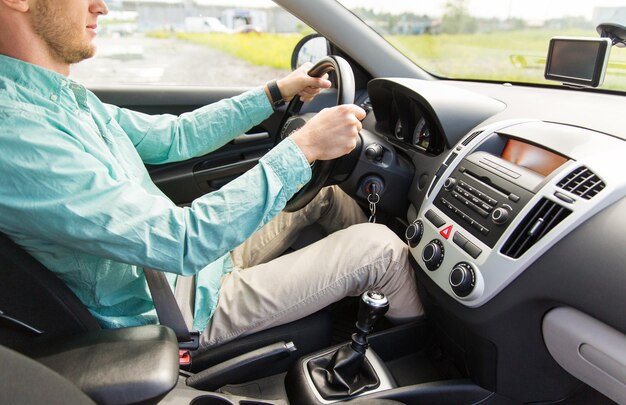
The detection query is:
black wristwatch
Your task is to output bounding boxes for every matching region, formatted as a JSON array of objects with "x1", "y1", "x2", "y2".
[{"x1": 267, "y1": 80, "x2": 285, "y2": 108}]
